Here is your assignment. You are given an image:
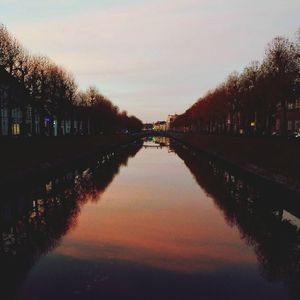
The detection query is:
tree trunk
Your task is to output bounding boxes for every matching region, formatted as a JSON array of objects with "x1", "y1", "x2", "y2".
[
  {"x1": 7, "y1": 106, "x2": 12, "y2": 136},
  {"x1": 21, "y1": 105, "x2": 27, "y2": 136},
  {"x1": 281, "y1": 100, "x2": 287, "y2": 137},
  {"x1": 57, "y1": 115, "x2": 62, "y2": 136},
  {"x1": 31, "y1": 107, "x2": 36, "y2": 136},
  {"x1": 0, "y1": 106, "x2": 2, "y2": 136},
  {"x1": 39, "y1": 107, "x2": 45, "y2": 136}
]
